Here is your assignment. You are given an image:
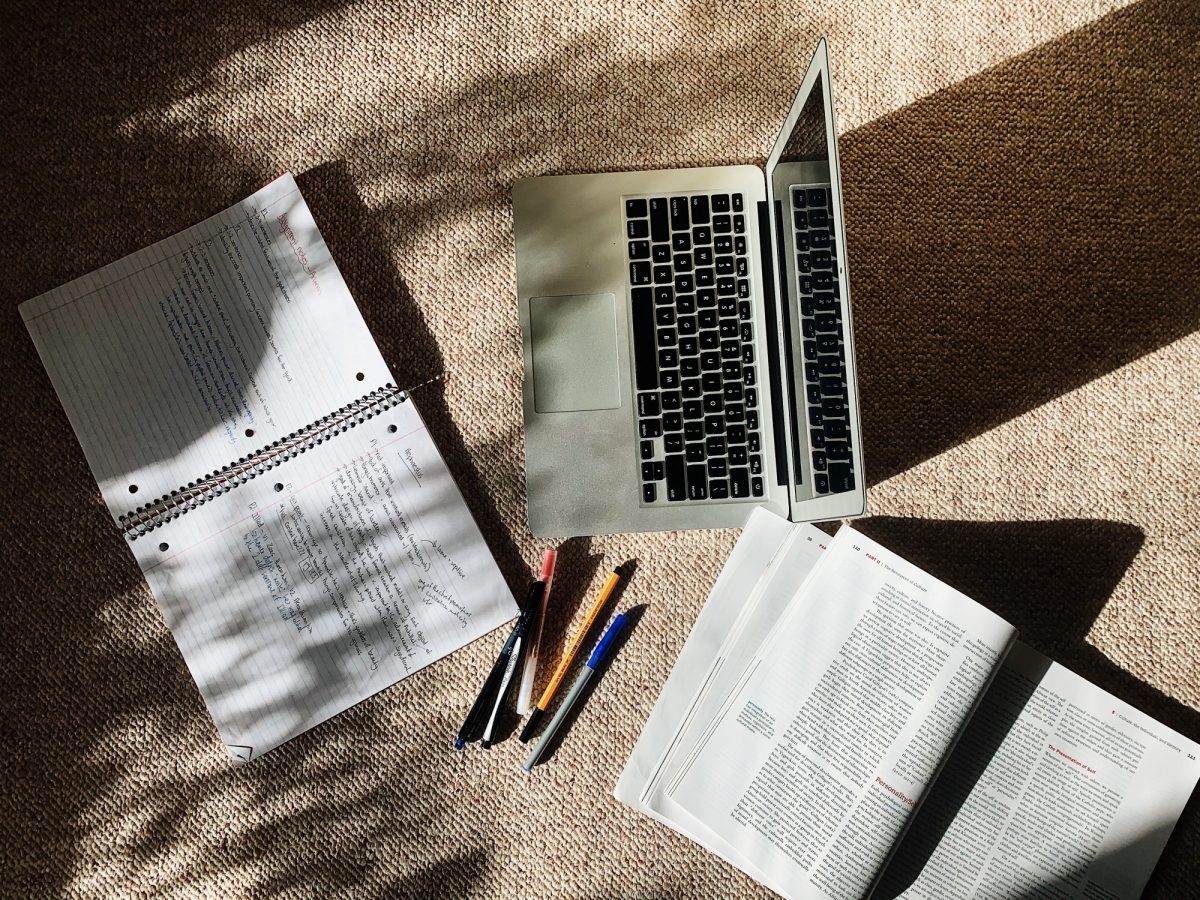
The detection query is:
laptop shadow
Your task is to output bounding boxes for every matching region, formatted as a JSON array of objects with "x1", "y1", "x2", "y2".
[{"x1": 840, "y1": 0, "x2": 1200, "y2": 484}]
